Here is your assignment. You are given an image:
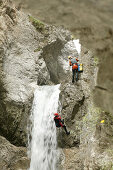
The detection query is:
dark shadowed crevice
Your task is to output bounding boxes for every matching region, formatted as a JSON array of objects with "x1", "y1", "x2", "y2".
[
  {"x1": 0, "y1": 99, "x2": 29, "y2": 146},
  {"x1": 95, "y1": 85, "x2": 107, "y2": 91}
]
